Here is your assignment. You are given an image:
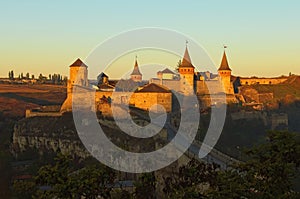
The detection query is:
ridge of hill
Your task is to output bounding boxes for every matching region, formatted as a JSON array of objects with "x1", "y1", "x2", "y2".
[
  {"x1": 245, "y1": 75, "x2": 300, "y2": 100},
  {"x1": 282, "y1": 75, "x2": 300, "y2": 88}
]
